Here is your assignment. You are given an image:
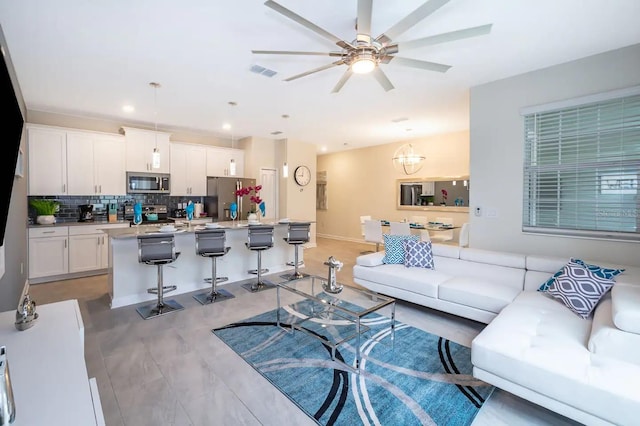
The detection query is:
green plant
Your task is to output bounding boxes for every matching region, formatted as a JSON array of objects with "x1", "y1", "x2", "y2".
[{"x1": 29, "y1": 199, "x2": 59, "y2": 215}]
